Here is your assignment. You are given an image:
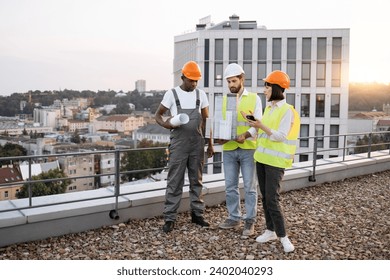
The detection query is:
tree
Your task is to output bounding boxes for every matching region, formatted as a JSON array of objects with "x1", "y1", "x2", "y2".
[
  {"x1": 17, "y1": 169, "x2": 70, "y2": 198},
  {"x1": 0, "y1": 143, "x2": 27, "y2": 164},
  {"x1": 71, "y1": 129, "x2": 81, "y2": 143},
  {"x1": 354, "y1": 133, "x2": 388, "y2": 154},
  {"x1": 121, "y1": 139, "x2": 167, "y2": 181}
]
